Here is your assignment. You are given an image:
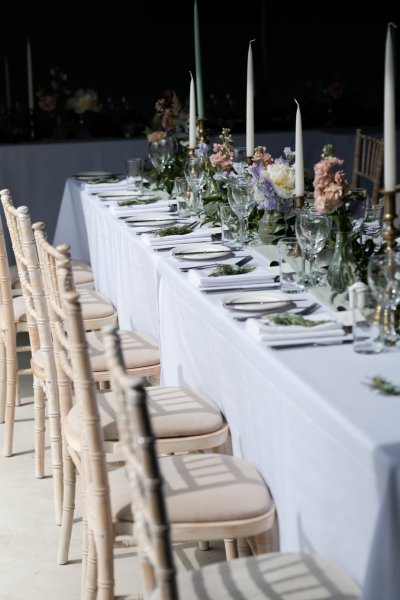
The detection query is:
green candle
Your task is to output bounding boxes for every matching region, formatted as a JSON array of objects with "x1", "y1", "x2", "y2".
[{"x1": 194, "y1": 0, "x2": 205, "y2": 120}]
